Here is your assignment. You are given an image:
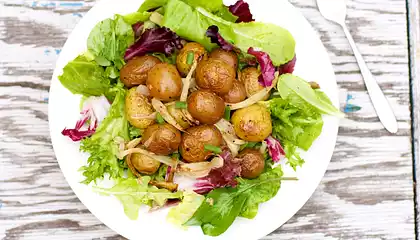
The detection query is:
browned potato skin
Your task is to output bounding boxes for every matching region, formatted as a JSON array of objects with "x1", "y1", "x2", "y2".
[
  {"x1": 125, "y1": 88, "x2": 155, "y2": 129},
  {"x1": 141, "y1": 123, "x2": 182, "y2": 155},
  {"x1": 240, "y1": 67, "x2": 270, "y2": 100},
  {"x1": 209, "y1": 49, "x2": 238, "y2": 70},
  {"x1": 231, "y1": 104, "x2": 272, "y2": 142},
  {"x1": 180, "y1": 125, "x2": 223, "y2": 163},
  {"x1": 120, "y1": 56, "x2": 161, "y2": 88},
  {"x1": 195, "y1": 59, "x2": 235, "y2": 95},
  {"x1": 187, "y1": 90, "x2": 225, "y2": 124},
  {"x1": 131, "y1": 153, "x2": 161, "y2": 175},
  {"x1": 176, "y1": 42, "x2": 207, "y2": 76},
  {"x1": 221, "y1": 80, "x2": 247, "y2": 103},
  {"x1": 147, "y1": 63, "x2": 182, "y2": 101},
  {"x1": 236, "y1": 149, "x2": 265, "y2": 179}
]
